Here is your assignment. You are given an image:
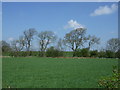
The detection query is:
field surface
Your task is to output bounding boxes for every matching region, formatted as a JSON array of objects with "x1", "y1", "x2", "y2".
[{"x1": 2, "y1": 57, "x2": 118, "y2": 88}]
